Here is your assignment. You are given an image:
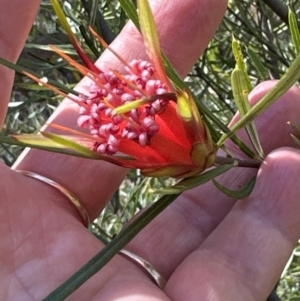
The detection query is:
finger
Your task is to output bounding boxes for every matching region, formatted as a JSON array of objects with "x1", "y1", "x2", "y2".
[
  {"x1": 0, "y1": 0, "x2": 41, "y2": 127},
  {"x1": 126, "y1": 82, "x2": 300, "y2": 278},
  {"x1": 13, "y1": 0, "x2": 228, "y2": 220},
  {"x1": 166, "y1": 148, "x2": 300, "y2": 301}
]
